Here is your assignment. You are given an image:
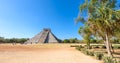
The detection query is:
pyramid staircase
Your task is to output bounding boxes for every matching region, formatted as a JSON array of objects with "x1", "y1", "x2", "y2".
[
  {"x1": 25, "y1": 28, "x2": 59, "y2": 44},
  {"x1": 38, "y1": 30, "x2": 49, "y2": 43}
]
